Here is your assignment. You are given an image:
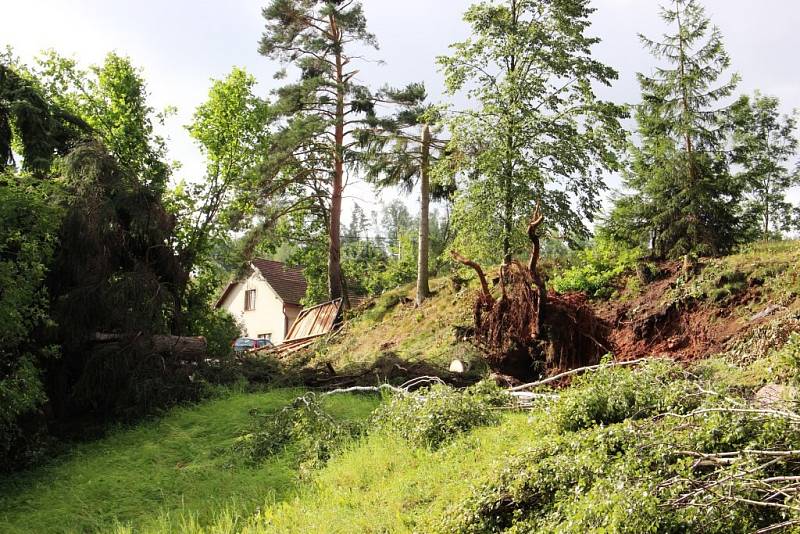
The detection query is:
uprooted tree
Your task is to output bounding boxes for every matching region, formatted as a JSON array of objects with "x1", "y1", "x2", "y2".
[{"x1": 452, "y1": 206, "x2": 612, "y2": 381}]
